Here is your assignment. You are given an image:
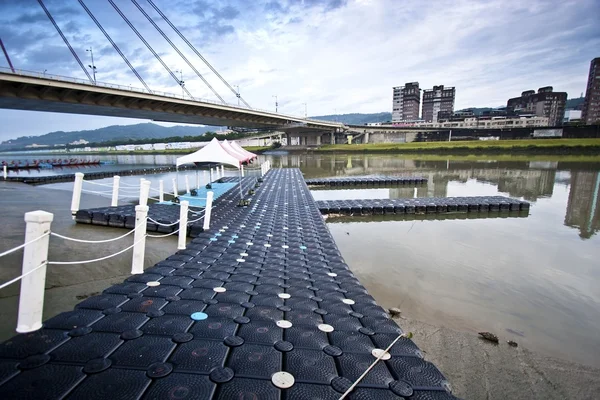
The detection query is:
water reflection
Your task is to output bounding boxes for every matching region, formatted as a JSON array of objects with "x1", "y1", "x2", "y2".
[{"x1": 565, "y1": 171, "x2": 600, "y2": 239}]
